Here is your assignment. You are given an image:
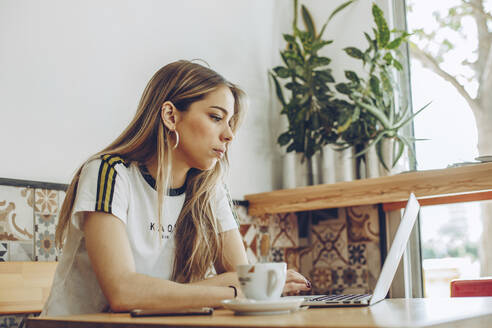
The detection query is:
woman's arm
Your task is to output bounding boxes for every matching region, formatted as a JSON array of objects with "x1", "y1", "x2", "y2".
[
  {"x1": 83, "y1": 211, "x2": 235, "y2": 312},
  {"x1": 215, "y1": 229, "x2": 249, "y2": 273},
  {"x1": 185, "y1": 229, "x2": 248, "y2": 293},
  {"x1": 208, "y1": 228, "x2": 311, "y2": 295}
]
